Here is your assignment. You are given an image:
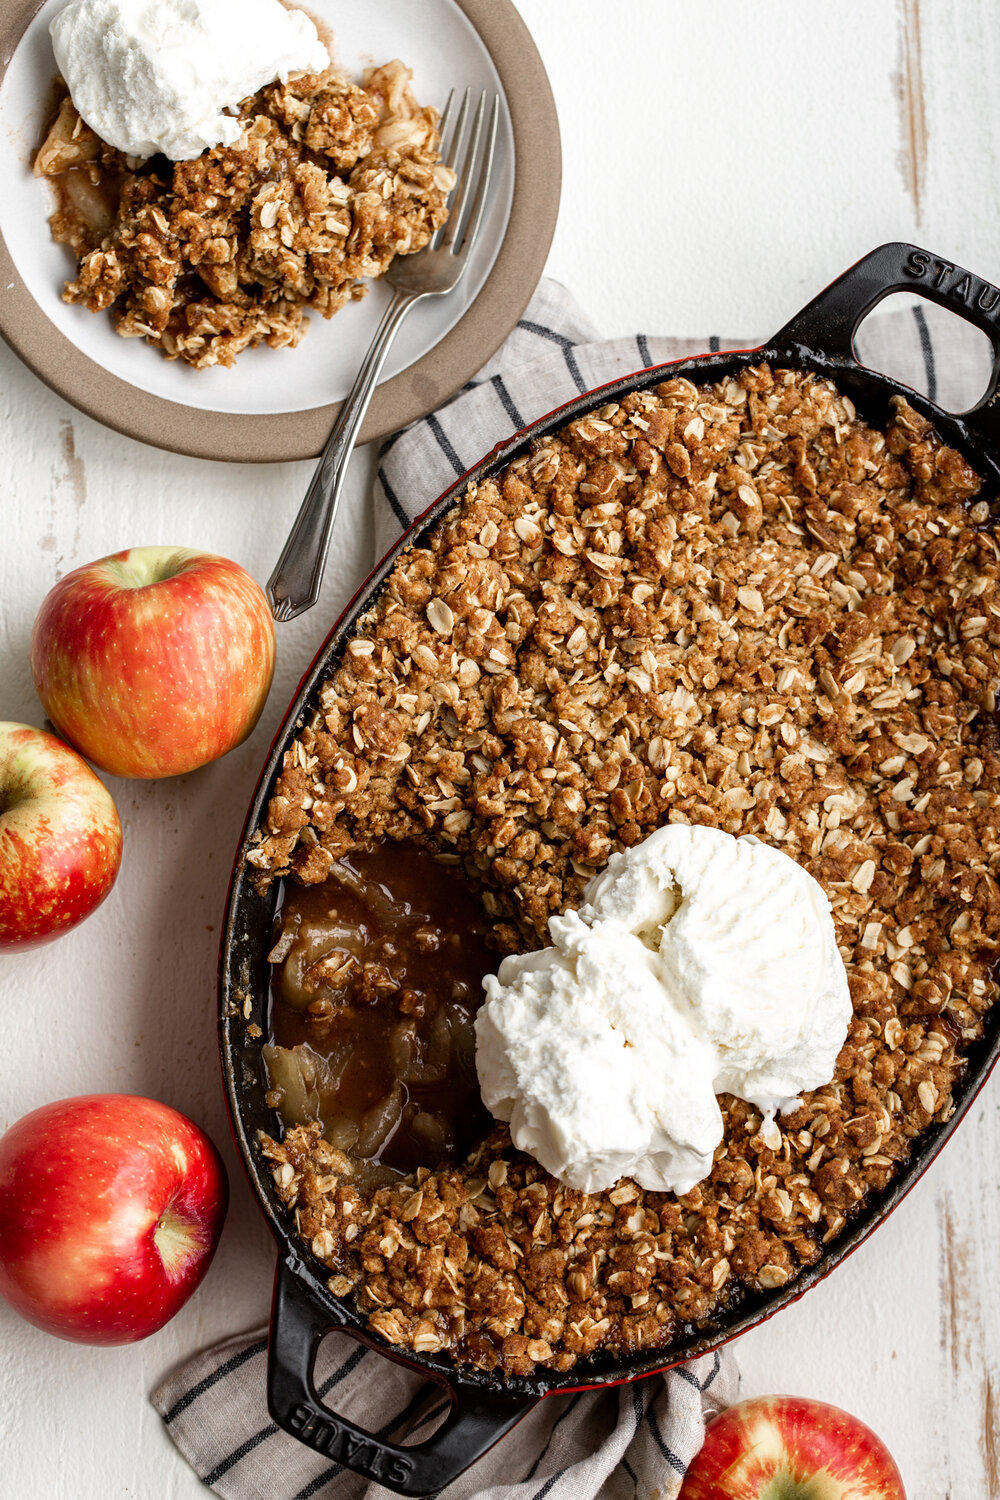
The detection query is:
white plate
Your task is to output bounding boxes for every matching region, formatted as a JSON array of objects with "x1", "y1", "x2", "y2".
[
  {"x1": 0, "y1": 0, "x2": 559, "y2": 459},
  {"x1": 1, "y1": 0, "x2": 513, "y2": 416}
]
